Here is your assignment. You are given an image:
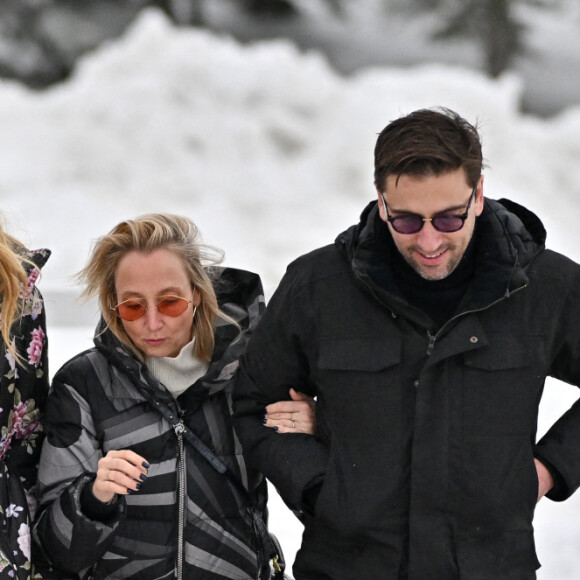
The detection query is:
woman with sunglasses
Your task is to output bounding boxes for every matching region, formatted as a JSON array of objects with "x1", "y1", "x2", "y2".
[
  {"x1": 0, "y1": 223, "x2": 49, "y2": 579},
  {"x1": 32, "y1": 214, "x2": 314, "y2": 579}
]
